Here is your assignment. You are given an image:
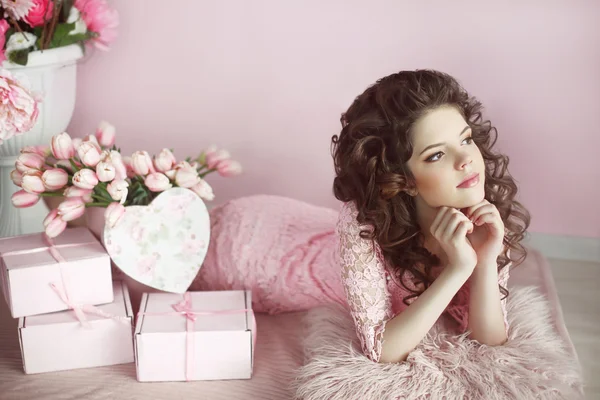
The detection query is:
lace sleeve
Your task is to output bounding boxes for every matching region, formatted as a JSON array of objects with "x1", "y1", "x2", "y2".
[
  {"x1": 337, "y1": 202, "x2": 394, "y2": 362},
  {"x1": 498, "y1": 256, "x2": 511, "y2": 334}
]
